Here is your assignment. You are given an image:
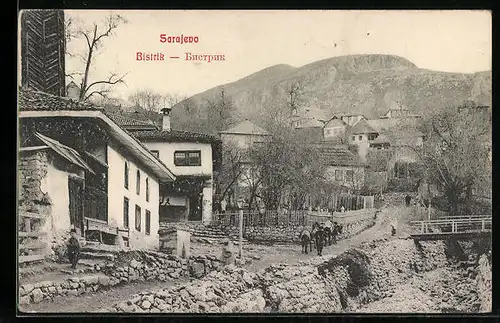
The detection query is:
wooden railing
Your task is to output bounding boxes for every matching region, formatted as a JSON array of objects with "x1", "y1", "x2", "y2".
[
  {"x1": 18, "y1": 211, "x2": 48, "y2": 264},
  {"x1": 409, "y1": 216, "x2": 492, "y2": 235},
  {"x1": 84, "y1": 217, "x2": 129, "y2": 246}
]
